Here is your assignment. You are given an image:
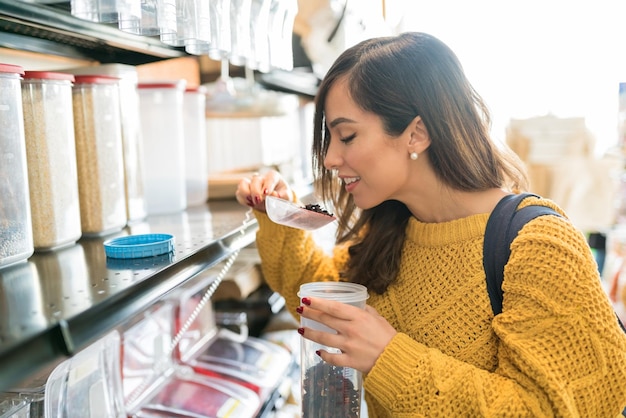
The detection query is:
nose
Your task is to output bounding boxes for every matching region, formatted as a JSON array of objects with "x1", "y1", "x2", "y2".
[{"x1": 323, "y1": 137, "x2": 342, "y2": 170}]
